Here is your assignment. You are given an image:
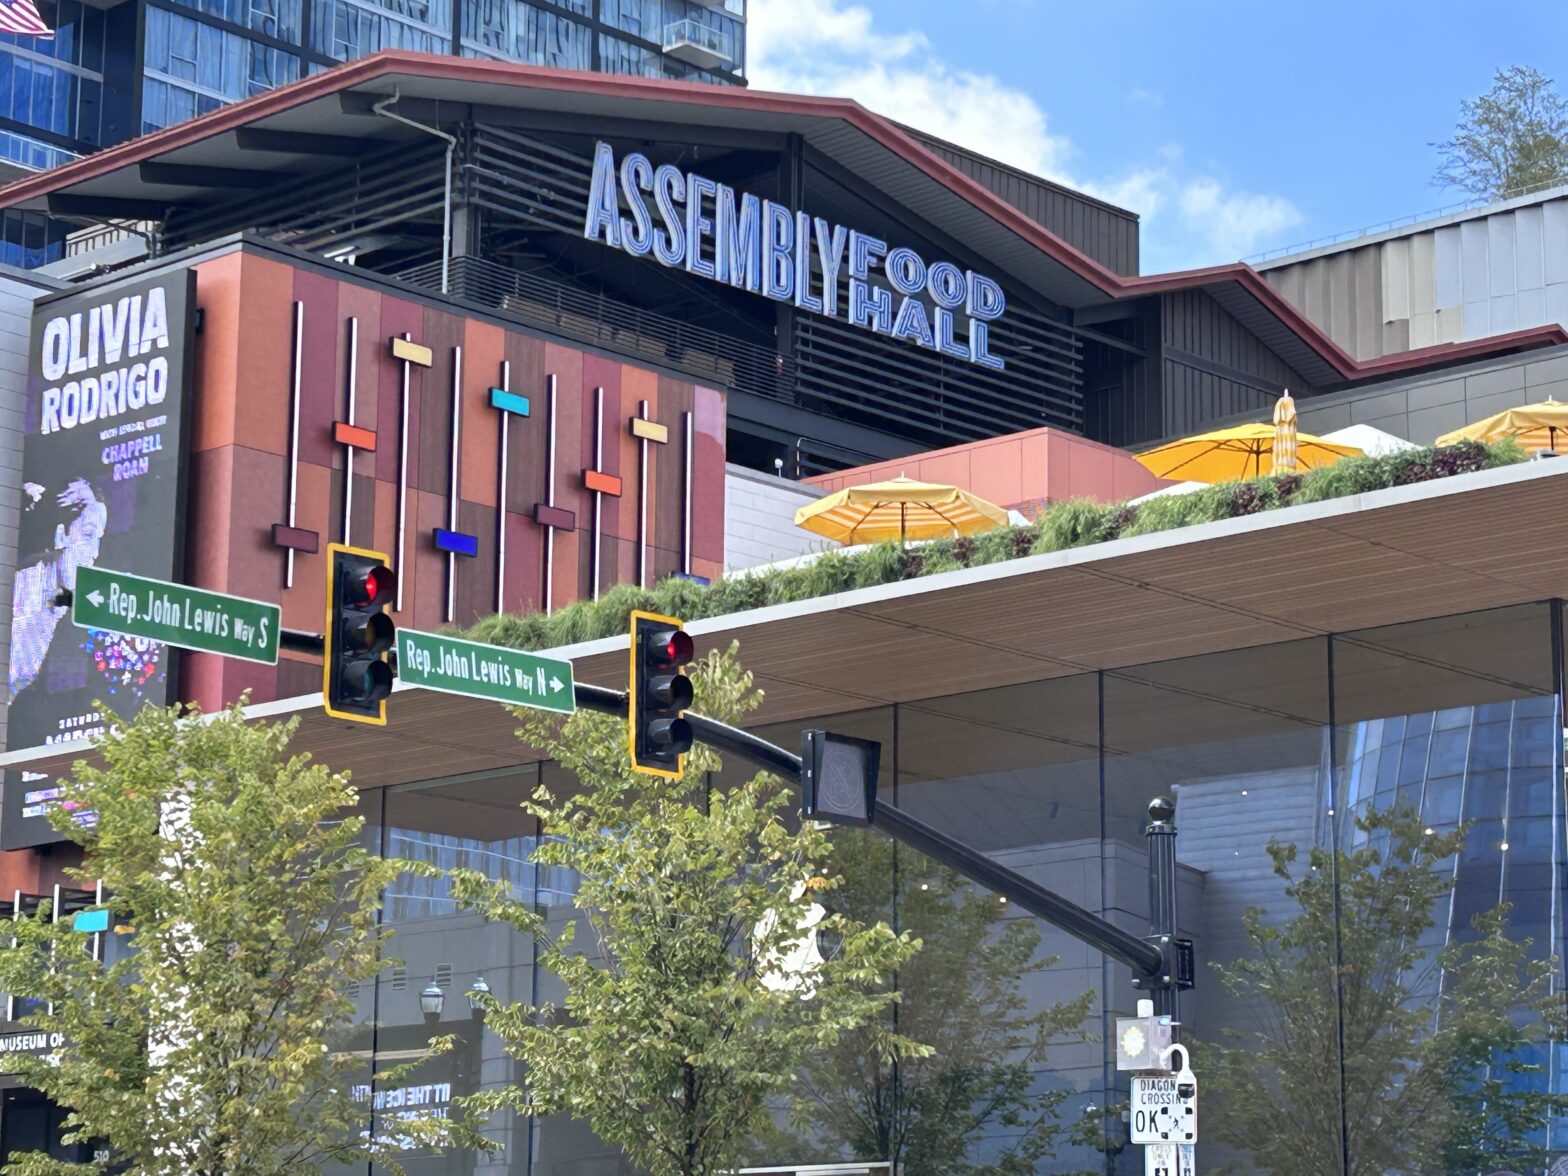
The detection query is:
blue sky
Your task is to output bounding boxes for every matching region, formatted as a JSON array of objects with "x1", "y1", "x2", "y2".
[{"x1": 748, "y1": 0, "x2": 1568, "y2": 273}]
